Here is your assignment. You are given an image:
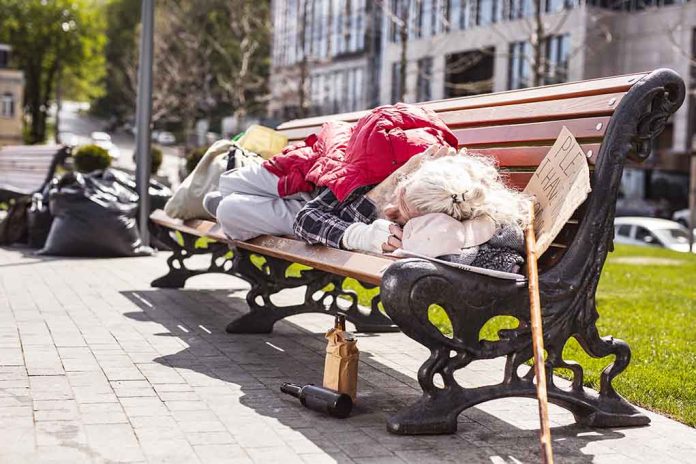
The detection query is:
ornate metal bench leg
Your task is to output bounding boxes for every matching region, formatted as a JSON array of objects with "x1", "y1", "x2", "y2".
[
  {"x1": 381, "y1": 259, "x2": 650, "y2": 435},
  {"x1": 151, "y1": 228, "x2": 234, "y2": 288},
  {"x1": 226, "y1": 249, "x2": 397, "y2": 334},
  {"x1": 569, "y1": 323, "x2": 650, "y2": 427}
]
